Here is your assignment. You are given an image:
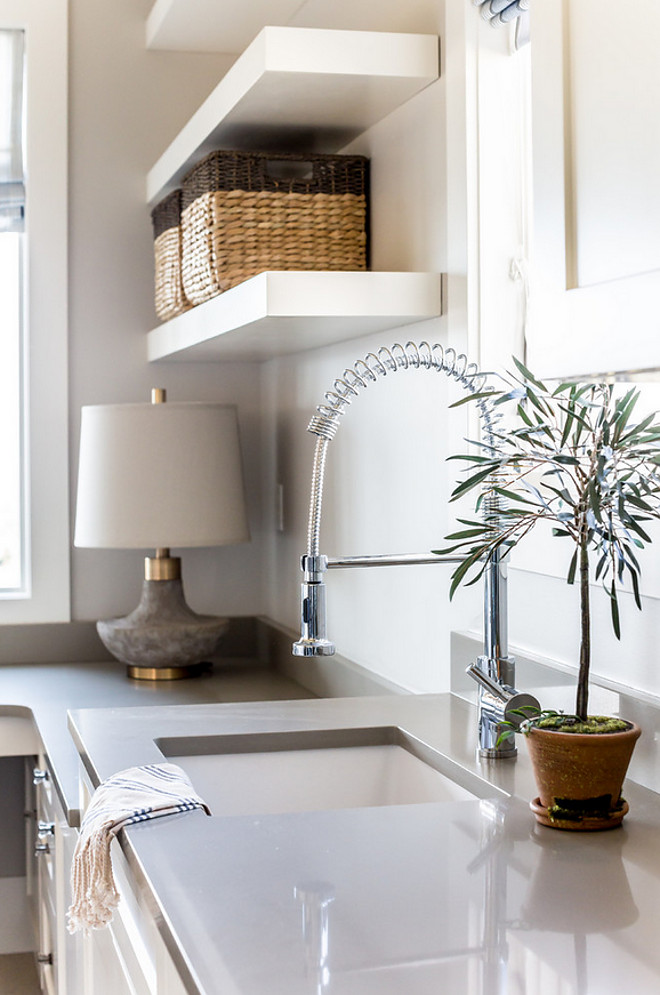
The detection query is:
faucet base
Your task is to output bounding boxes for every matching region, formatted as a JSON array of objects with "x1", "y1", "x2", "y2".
[
  {"x1": 478, "y1": 745, "x2": 517, "y2": 761},
  {"x1": 292, "y1": 638, "x2": 336, "y2": 657}
]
